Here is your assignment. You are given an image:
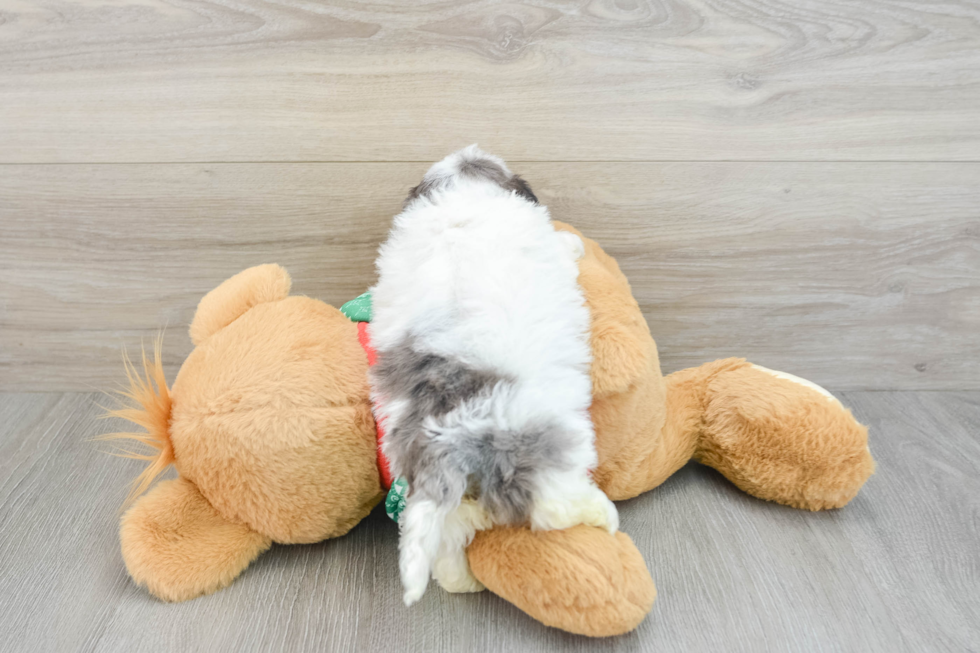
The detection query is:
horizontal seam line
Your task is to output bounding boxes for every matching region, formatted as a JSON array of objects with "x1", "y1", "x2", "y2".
[{"x1": 0, "y1": 160, "x2": 977, "y2": 165}]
